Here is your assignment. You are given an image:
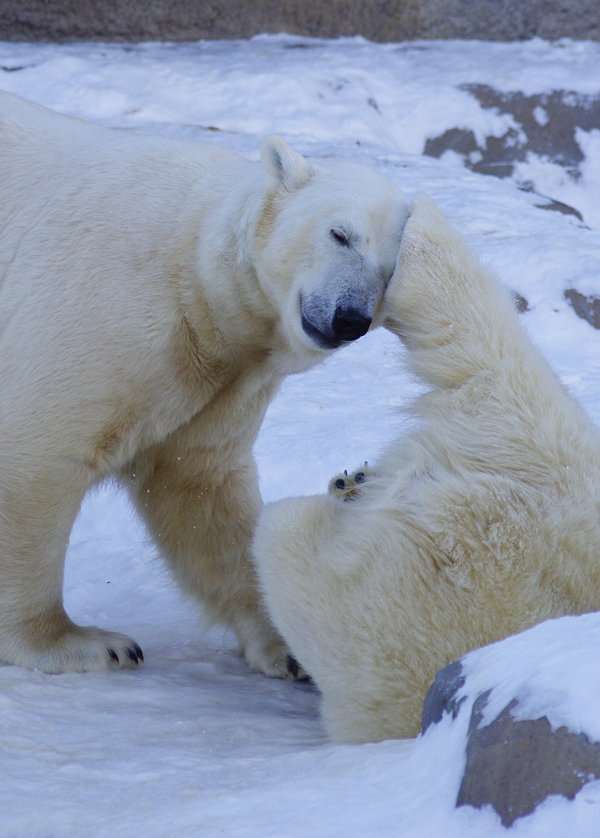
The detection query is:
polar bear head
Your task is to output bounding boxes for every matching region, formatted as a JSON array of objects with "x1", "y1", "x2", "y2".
[{"x1": 254, "y1": 136, "x2": 410, "y2": 366}]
